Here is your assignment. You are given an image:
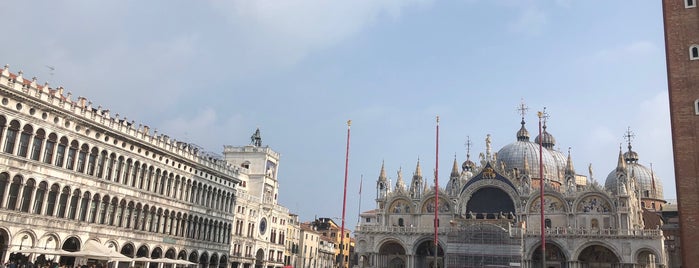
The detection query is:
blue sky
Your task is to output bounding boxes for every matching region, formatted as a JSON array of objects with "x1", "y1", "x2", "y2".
[{"x1": 0, "y1": 1, "x2": 672, "y2": 228}]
